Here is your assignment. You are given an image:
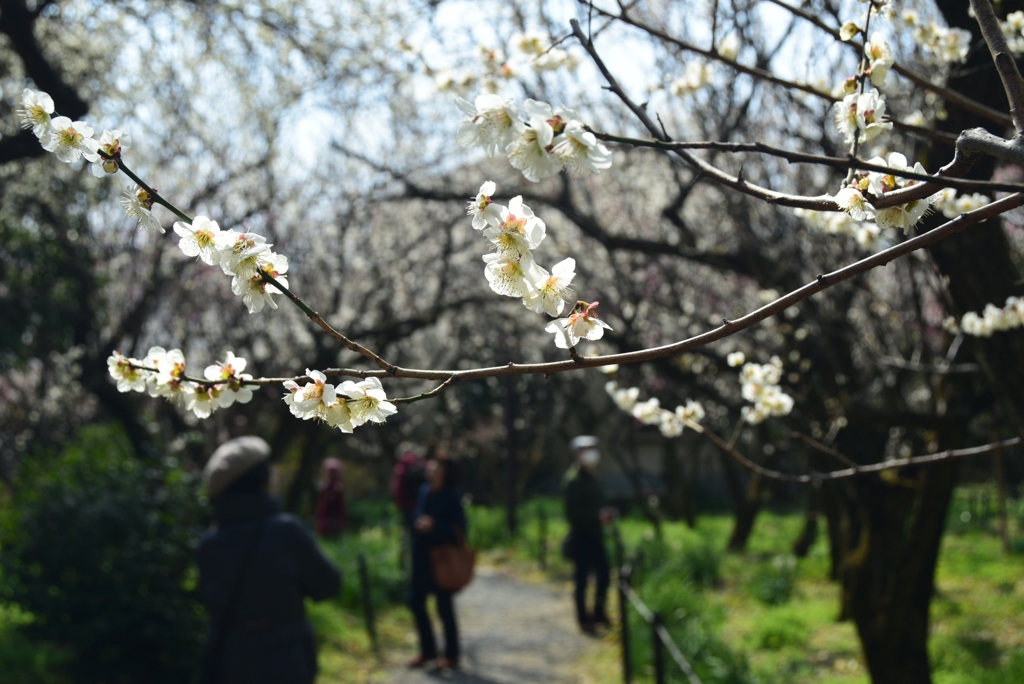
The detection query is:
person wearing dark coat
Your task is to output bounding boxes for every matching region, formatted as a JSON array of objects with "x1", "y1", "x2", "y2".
[
  {"x1": 198, "y1": 436, "x2": 342, "y2": 684},
  {"x1": 314, "y1": 457, "x2": 347, "y2": 538},
  {"x1": 563, "y1": 435, "x2": 612, "y2": 634},
  {"x1": 407, "y1": 456, "x2": 467, "y2": 671}
]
